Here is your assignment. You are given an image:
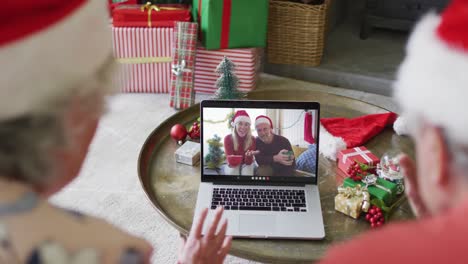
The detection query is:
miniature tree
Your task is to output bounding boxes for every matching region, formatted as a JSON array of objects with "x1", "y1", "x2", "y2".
[
  {"x1": 205, "y1": 134, "x2": 225, "y2": 169},
  {"x1": 214, "y1": 56, "x2": 244, "y2": 100}
]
